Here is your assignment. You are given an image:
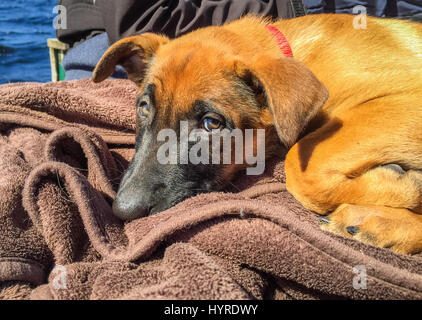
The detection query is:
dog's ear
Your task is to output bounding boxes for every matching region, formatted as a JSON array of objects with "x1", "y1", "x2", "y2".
[
  {"x1": 92, "y1": 33, "x2": 169, "y2": 84},
  {"x1": 234, "y1": 55, "x2": 328, "y2": 148}
]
